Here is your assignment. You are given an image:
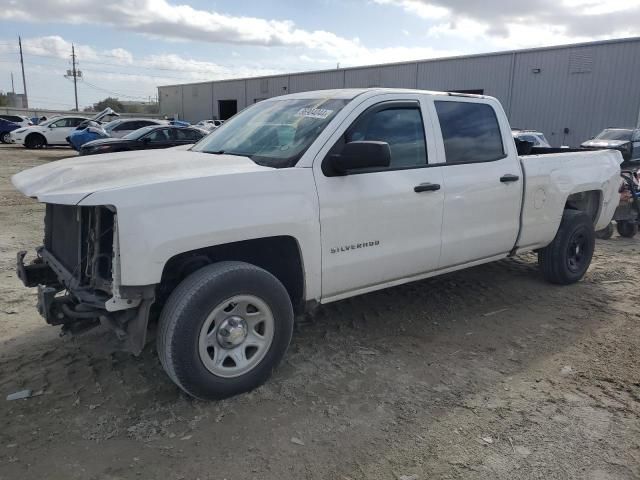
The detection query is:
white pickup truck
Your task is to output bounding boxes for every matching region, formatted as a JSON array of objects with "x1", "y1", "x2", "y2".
[{"x1": 13, "y1": 88, "x2": 621, "y2": 400}]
